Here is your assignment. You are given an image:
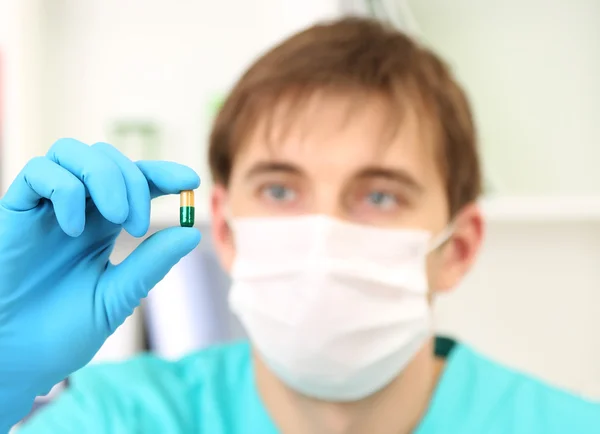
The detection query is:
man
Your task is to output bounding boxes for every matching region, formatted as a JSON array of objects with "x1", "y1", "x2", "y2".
[{"x1": 1, "y1": 17, "x2": 598, "y2": 434}]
